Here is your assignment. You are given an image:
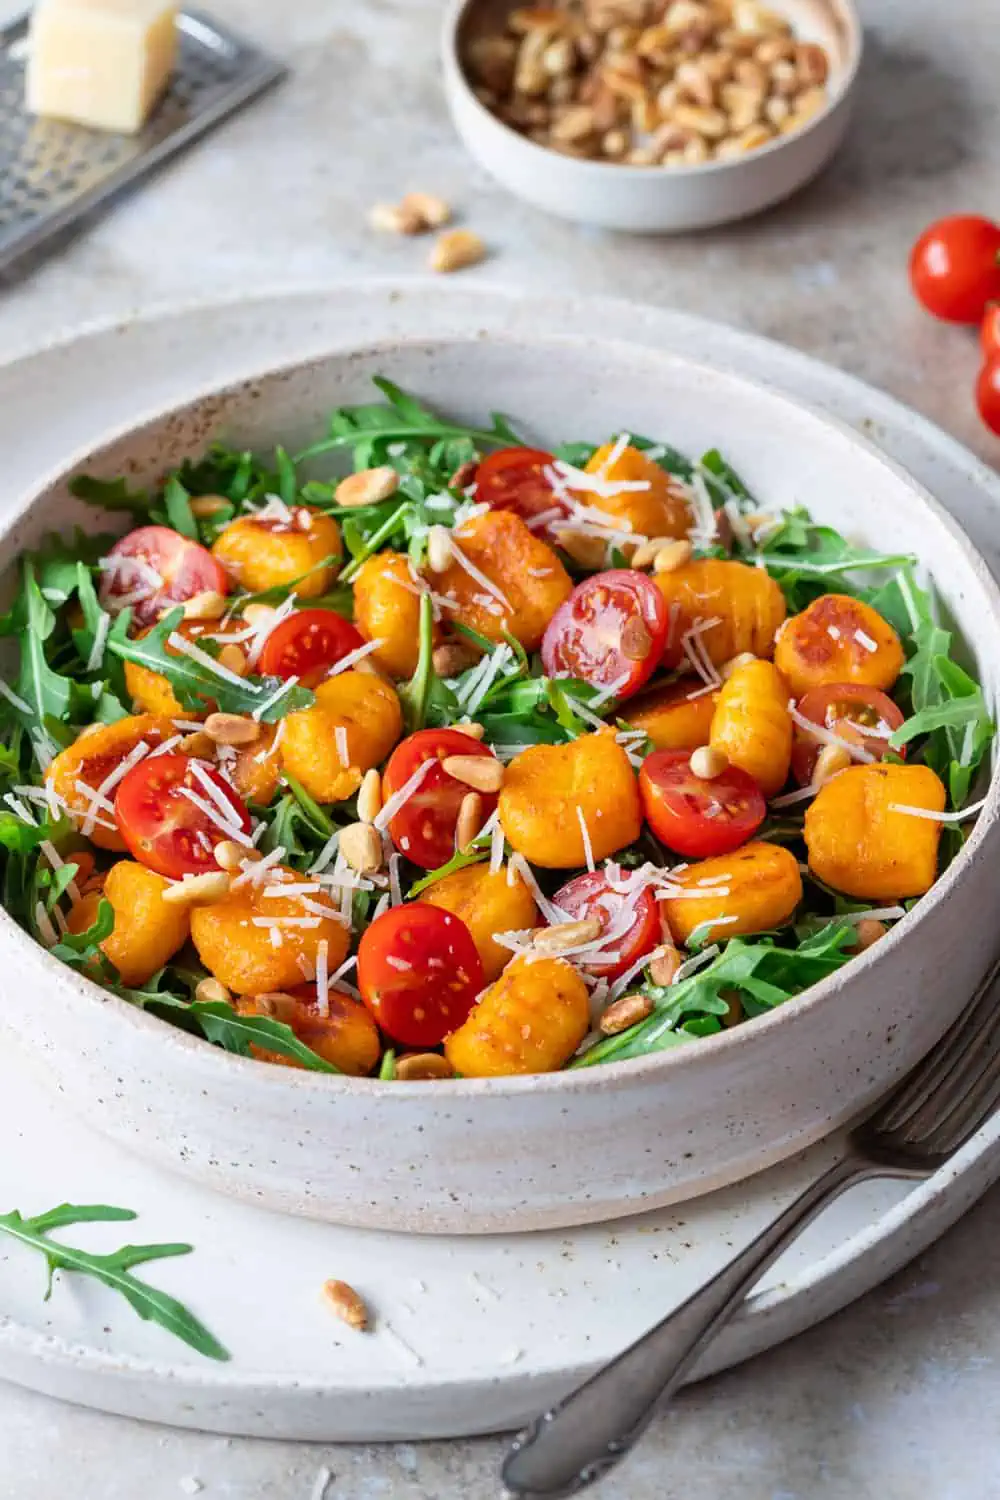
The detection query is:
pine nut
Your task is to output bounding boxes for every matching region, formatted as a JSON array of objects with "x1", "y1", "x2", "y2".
[
  {"x1": 357, "y1": 768, "x2": 383, "y2": 825},
  {"x1": 441, "y1": 754, "x2": 504, "y2": 793},
  {"x1": 599, "y1": 992, "x2": 655, "y2": 1035},
  {"x1": 195, "y1": 977, "x2": 231, "y2": 1005},
  {"x1": 653, "y1": 539, "x2": 693, "y2": 574},
  {"x1": 188, "y1": 494, "x2": 230, "y2": 519},
  {"x1": 182, "y1": 590, "x2": 228, "y2": 621},
  {"x1": 400, "y1": 191, "x2": 452, "y2": 229},
  {"x1": 335, "y1": 466, "x2": 400, "y2": 509},
  {"x1": 851, "y1": 918, "x2": 887, "y2": 953},
  {"x1": 321, "y1": 1279, "x2": 370, "y2": 1331},
  {"x1": 253, "y1": 992, "x2": 298, "y2": 1020},
  {"x1": 813, "y1": 743, "x2": 852, "y2": 785},
  {"x1": 456, "y1": 791, "x2": 485, "y2": 851},
  {"x1": 178, "y1": 730, "x2": 215, "y2": 757},
  {"x1": 620, "y1": 615, "x2": 653, "y2": 661},
  {"x1": 242, "y1": 603, "x2": 277, "y2": 630},
  {"x1": 432, "y1": 641, "x2": 481, "y2": 676},
  {"x1": 552, "y1": 526, "x2": 608, "y2": 571},
  {"x1": 204, "y1": 712, "x2": 261, "y2": 746},
  {"x1": 339, "y1": 822, "x2": 384, "y2": 875},
  {"x1": 630, "y1": 535, "x2": 676, "y2": 569},
  {"x1": 214, "y1": 839, "x2": 254, "y2": 872},
  {"x1": 217, "y1": 644, "x2": 248, "y2": 678},
  {"x1": 429, "y1": 229, "x2": 487, "y2": 274},
  {"x1": 425, "y1": 525, "x2": 453, "y2": 573},
  {"x1": 648, "y1": 945, "x2": 682, "y2": 986},
  {"x1": 690, "y1": 745, "x2": 728, "y2": 780},
  {"x1": 162, "y1": 870, "x2": 231, "y2": 906},
  {"x1": 531, "y1": 917, "x2": 603, "y2": 953},
  {"x1": 453, "y1": 721, "x2": 486, "y2": 740},
  {"x1": 394, "y1": 1053, "x2": 456, "y2": 1080},
  {"x1": 720, "y1": 651, "x2": 757, "y2": 679},
  {"x1": 369, "y1": 201, "x2": 424, "y2": 235}
]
